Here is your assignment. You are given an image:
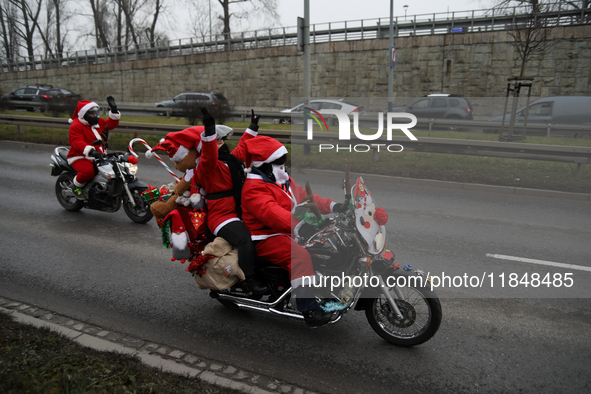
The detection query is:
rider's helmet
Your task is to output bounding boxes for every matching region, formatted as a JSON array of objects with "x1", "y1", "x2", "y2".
[
  {"x1": 215, "y1": 125, "x2": 233, "y2": 141},
  {"x1": 83, "y1": 106, "x2": 101, "y2": 126}
]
